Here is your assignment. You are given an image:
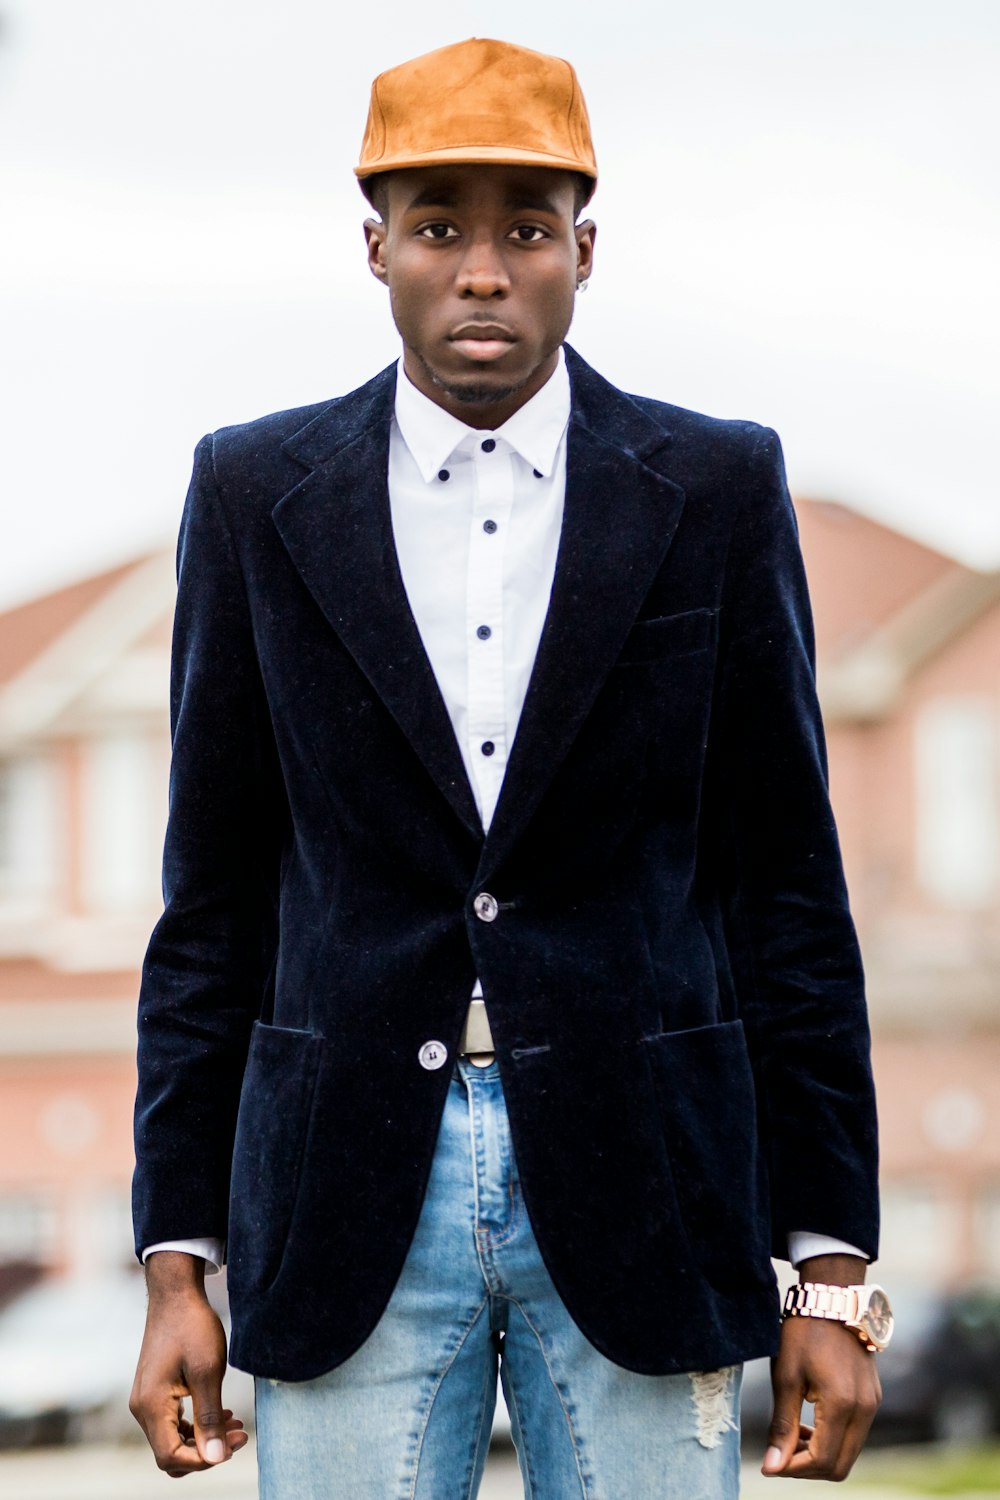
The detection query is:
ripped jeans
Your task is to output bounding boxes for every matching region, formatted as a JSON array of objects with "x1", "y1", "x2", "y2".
[{"x1": 255, "y1": 1057, "x2": 742, "y2": 1499}]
